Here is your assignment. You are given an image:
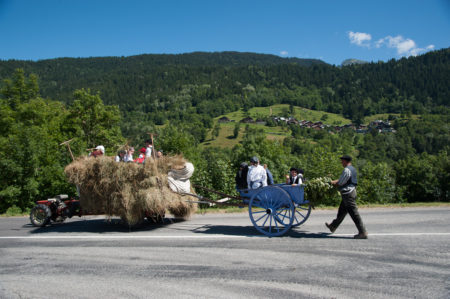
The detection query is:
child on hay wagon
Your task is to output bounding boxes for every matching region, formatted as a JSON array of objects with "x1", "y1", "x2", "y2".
[
  {"x1": 124, "y1": 147, "x2": 135, "y2": 162},
  {"x1": 115, "y1": 150, "x2": 126, "y2": 162},
  {"x1": 144, "y1": 139, "x2": 153, "y2": 158},
  {"x1": 156, "y1": 150, "x2": 164, "y2": 159},
  {"x1": 134, "y1": 148, "x2": 146, "y2": 163}
]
